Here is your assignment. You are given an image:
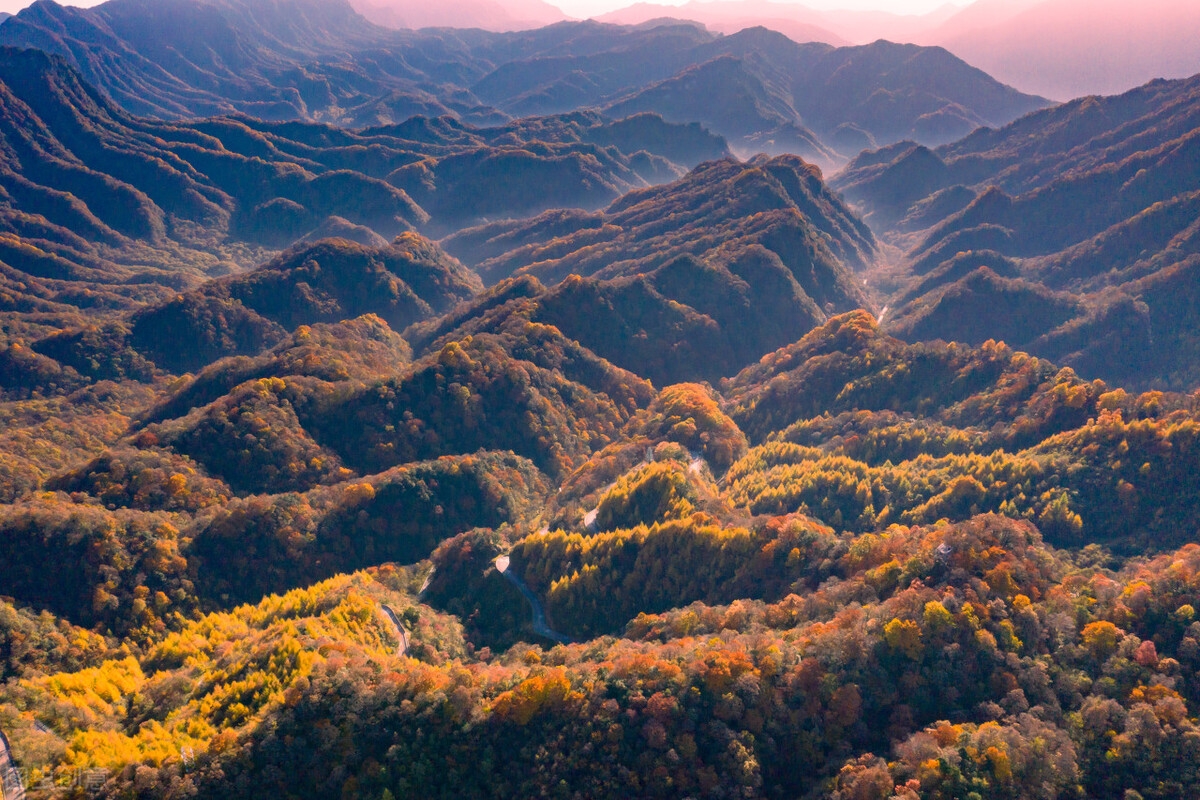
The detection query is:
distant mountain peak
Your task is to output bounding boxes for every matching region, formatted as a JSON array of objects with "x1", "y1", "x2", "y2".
[
  {"x1": 0, "y1": 0, "x2": 1047, "y2": 164},
  {"x1": 348, "y1": 0, "x2": 568, "y2": 31}
]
